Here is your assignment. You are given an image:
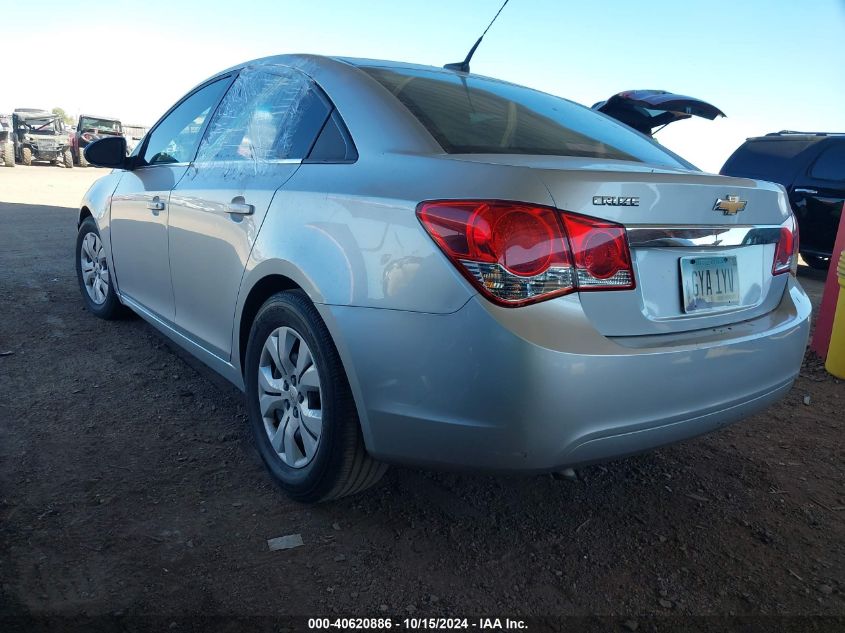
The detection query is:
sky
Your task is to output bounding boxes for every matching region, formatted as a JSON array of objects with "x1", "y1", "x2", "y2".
[{"x1": 2, "y1": 0, "x2": 843, "y2": 173}]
